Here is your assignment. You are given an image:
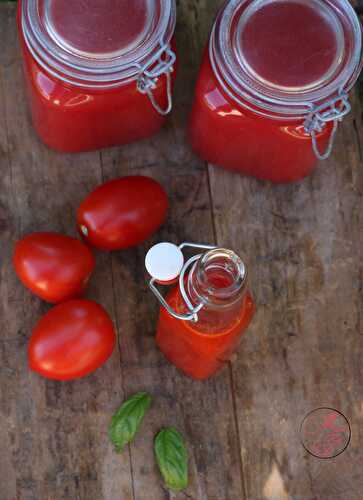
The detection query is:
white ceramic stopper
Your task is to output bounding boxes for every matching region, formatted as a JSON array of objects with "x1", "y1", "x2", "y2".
[{"x1": 145, "y1": 243, "x2": 184, "y2": 282}]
